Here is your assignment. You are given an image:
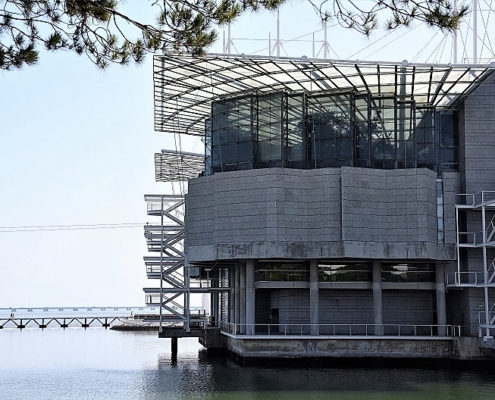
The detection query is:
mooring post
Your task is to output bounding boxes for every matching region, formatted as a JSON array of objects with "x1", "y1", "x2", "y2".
[{"x1": 171, "y1": 337, "x2": 178, "y2": 360}]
